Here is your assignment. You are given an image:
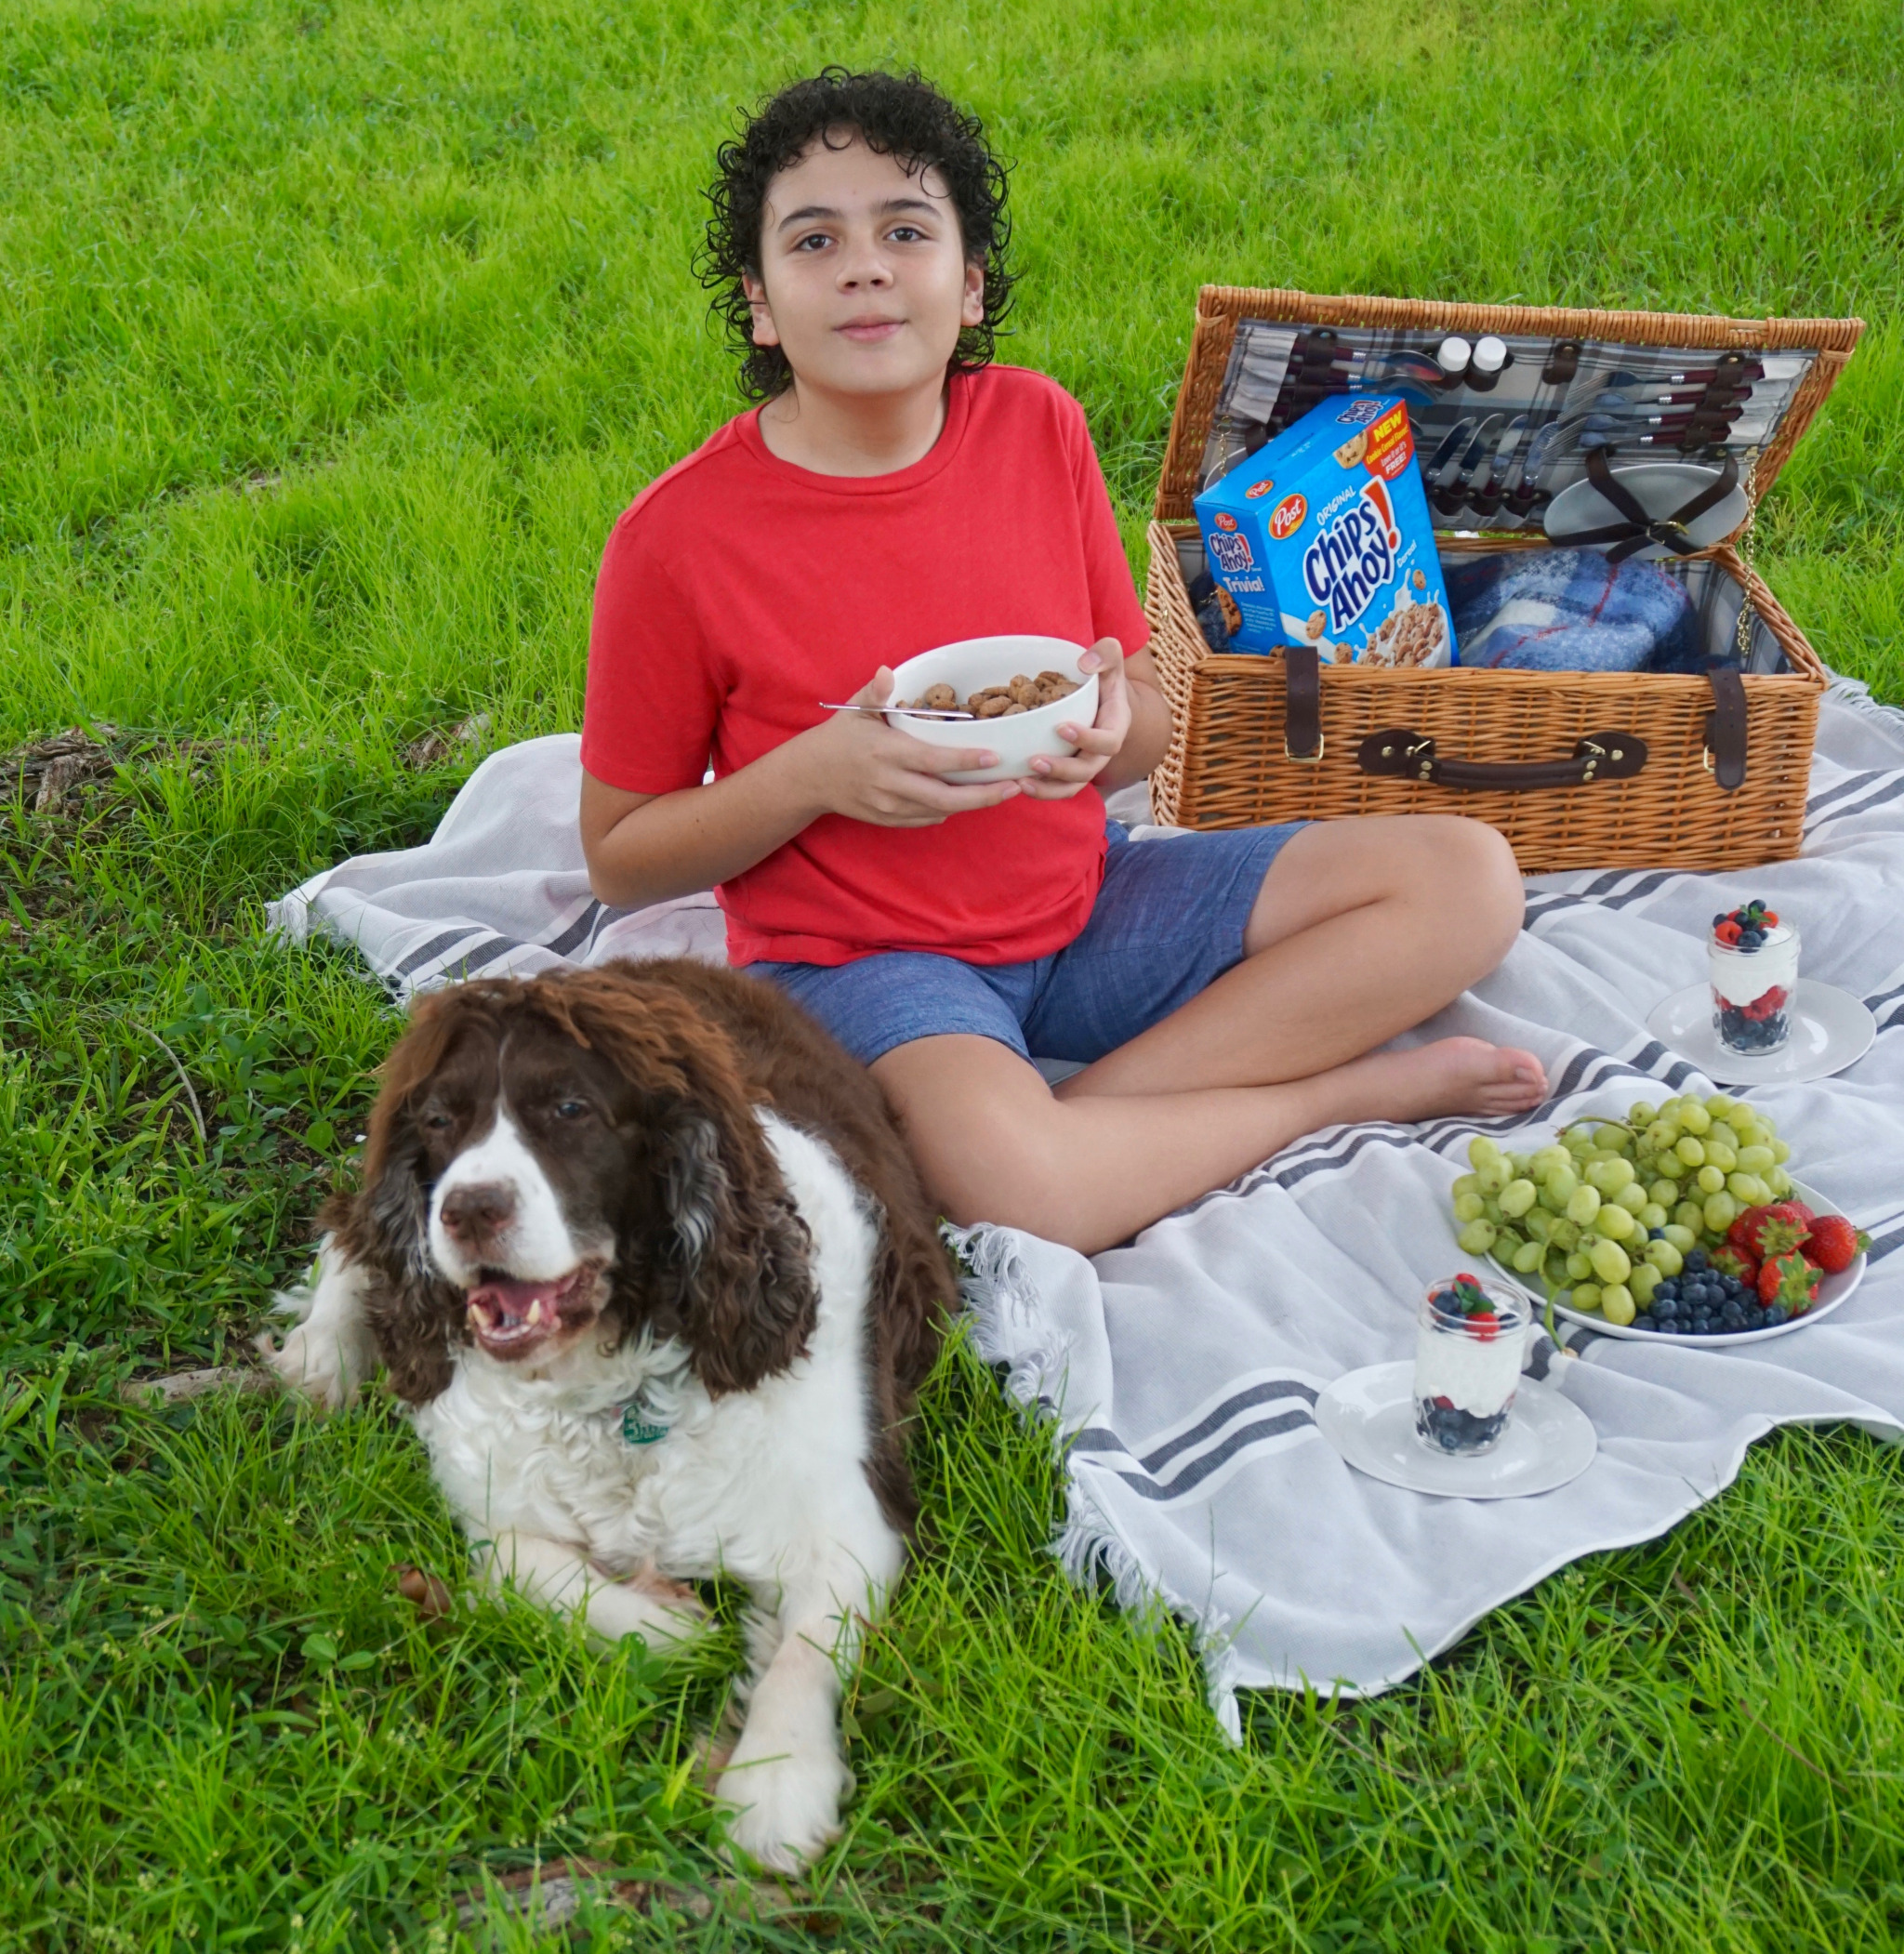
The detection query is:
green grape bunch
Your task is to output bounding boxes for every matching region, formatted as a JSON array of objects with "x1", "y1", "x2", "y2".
[{"x1": 1448, "y1": 1091, "x2": 1794, "y2": 1328}]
